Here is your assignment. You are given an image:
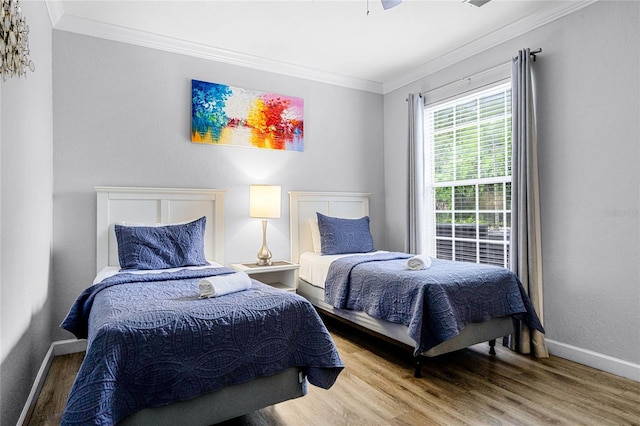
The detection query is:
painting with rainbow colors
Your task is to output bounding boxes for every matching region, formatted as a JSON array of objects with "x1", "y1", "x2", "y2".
[{"x1": 191, "y1": 79, "x2": 304, "y2": 151}]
